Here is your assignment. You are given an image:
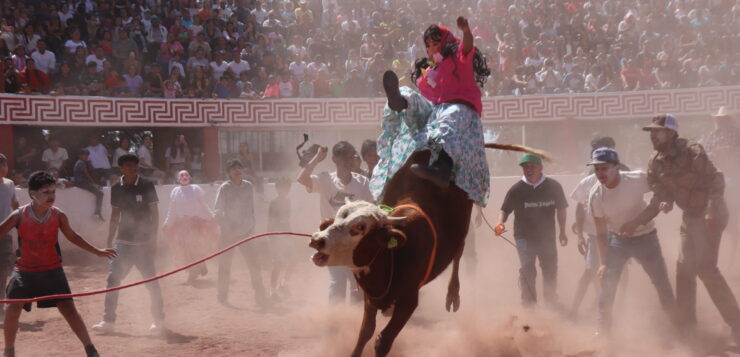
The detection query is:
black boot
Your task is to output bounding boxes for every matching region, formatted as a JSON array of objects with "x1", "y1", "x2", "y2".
[
  {"x1": 410, "y1": 151, "x2": 452, "y2": 189},
  {"x1": 85, "y1": 345, "x2": 100, "y2": 357},
  {"x1": 383, "y1": 70, "x2": 407, "y2": 112}
]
